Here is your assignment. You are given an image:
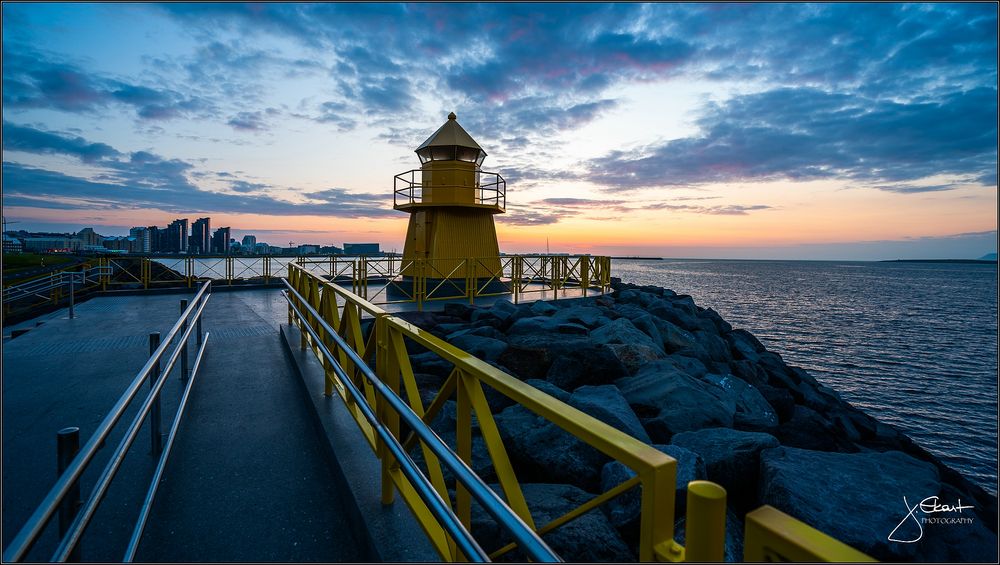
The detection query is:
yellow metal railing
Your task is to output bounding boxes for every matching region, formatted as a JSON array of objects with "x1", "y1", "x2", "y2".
[{"x1": 286, "y1": 261, "x2": 877, "y2": 563}]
